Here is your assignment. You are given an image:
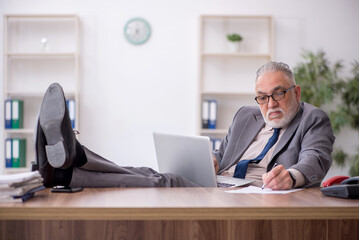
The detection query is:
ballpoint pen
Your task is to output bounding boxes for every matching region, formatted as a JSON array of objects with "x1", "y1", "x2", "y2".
[{"x1": 262, "y1": 163, "x2": 278, "y2": 189}]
